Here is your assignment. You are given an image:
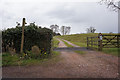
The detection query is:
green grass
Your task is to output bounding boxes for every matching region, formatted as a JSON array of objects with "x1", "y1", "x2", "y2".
[
  {"x1": 74, "y1": 51, "x2": 86, "y2": 55},
  {"x1": 2, "y1": 51, "x2": 60, "y2": 66},
  {"x1": 56, "y1": 33, "x2": 98, "y2": 47},
  {"x1": 61, "y1": 40, "x2": 74, "y2": 47},
  {"x1": 102, "y1": 48, "x2": 119, "y2": 56},
  {"x1": 52, "y1": 37, "x2": 60, "y2": 48},
  {"x1": 71, "y1": 42, "x2": 86, "y2": 47},
  {"x1": 56, "y1": 33, "x2": 119, "y2": 56},
  {"x1": 2, "y1": 37, "x2": 61, "y2": 67},
  {"x1": 2, "y1": 53, "x2": 20, "y2": 66}
]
